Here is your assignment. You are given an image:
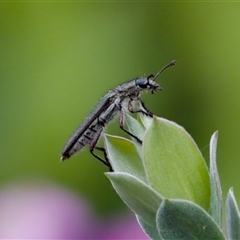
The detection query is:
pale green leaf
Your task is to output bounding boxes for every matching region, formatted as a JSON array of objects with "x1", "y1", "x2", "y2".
[
  {"x1": 209, "y1": 131, "x2": 222, "y2": 227},
  {"x1": 157, "y1": 199, "x2": 225, "y2": 240},
  {"x1": 106, "y1": 172, "x2": 163, "y2": 225},
  {"x1": 136, "y1": 215, "x2": 162, "y2": 240},
  {"x1": 103, "y1": 134, "x2": 146, "y2": 182},
  {"x1": 226, "y1": 187, "x2": 240, "y2": 240},
  {"x1": 143, "y1": 117, "x2": 210, "y2": 210}
]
